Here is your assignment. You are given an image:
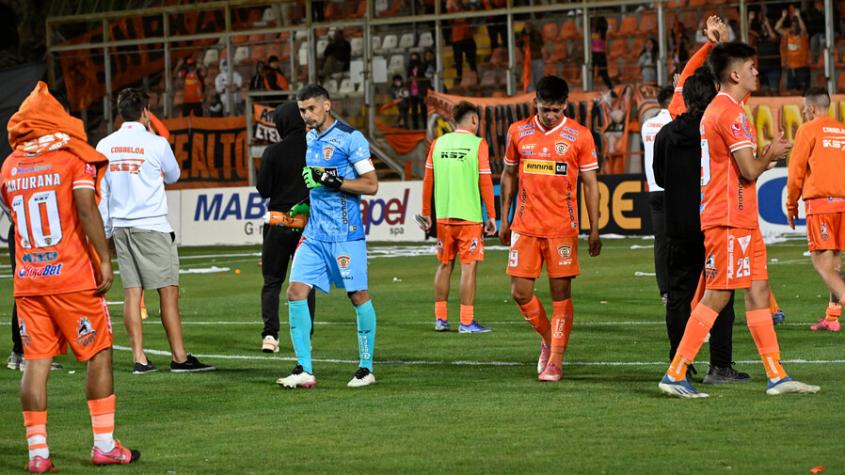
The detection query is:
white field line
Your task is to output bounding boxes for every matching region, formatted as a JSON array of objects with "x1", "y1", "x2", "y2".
[
  {"x1": 111, "y1": 345, "x2": 845, "y2": 367},
  {"x1": 139, "y1": 320, "x2": 813, "y2": 327}
]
